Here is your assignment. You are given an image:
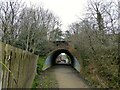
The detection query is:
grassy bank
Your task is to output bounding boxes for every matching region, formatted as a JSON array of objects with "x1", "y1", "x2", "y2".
[{"x1": 32, "y1": 56, "x2": 58, "y2": 88}]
